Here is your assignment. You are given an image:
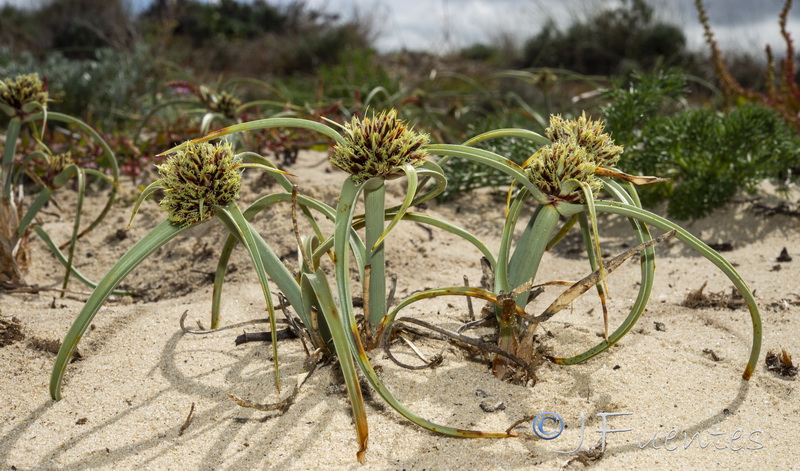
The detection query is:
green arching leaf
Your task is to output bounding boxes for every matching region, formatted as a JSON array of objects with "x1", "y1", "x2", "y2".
[
  {"x1": 200, "y1": 111, "x2": 225, "y2": 135},
  {"x1": 128, "y1": 181, "x2": 164, "y2": 228},
  {"x1": 373, "y1": 164, "x2": 418, "y2": 249},
  {"x1": 215, "y1": 204, "x2": 282, "y2": 391},
  {"x1": 363, "y1": 85, "x2": 392, "y2": 109},
  {"x1": 51, "y1": 220, "x2": 188, "y2": 400},
  {"x1": 506, "y1": 204, "x2": 561, "y2": 308},
  {"x1": 32, "y1": 225, "x2": 133, "y2": 296},
  {"x1": 17, "y1": 188, "x2": 52, "y2": 238},
  {"x1": 425, "y1": 143, "x2": 550, "y2": 205},
  {"x1": 375, "y1": 160, "x2": 446, "y2": 216},
  {"x1": 381, "y1": 286, "x2": 527, "y2": 333},
  {"x1": 554, "y1": 178, "x2": 655, "y2": 364},
  {"x1": 158, "y1": 118, "x2": 346, "y2": 156},
  {"x1": 314, "y1": 211, "x2": 496, "y2": 271},
  {"x1": 210, "y1": 190, "x2": 367, "y2": 330},
  {"x1": 333, "y1": 179, "x2": 513, "y2": 438},
  {"x1": 301, "y1": 270, "x2": 369, "y2": 463},
  {"x1": 496, "y1": 189, "x2": 530, "y2": 294},
  {"x1": 51, "y1": 164, "x2": 79, "y2": 188},
  {"x1": 30, "y1": 111, "x2": 119, "y2": 243},
  {"x1": 461, "y1": 127, "x2": 551, "y2": 148},
  {"x1": 61, "y1": 167, "x2": 86, "y2": 295},
  {"x1": 591, "y1": 200, "x2": 762, "y2": 381}
]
